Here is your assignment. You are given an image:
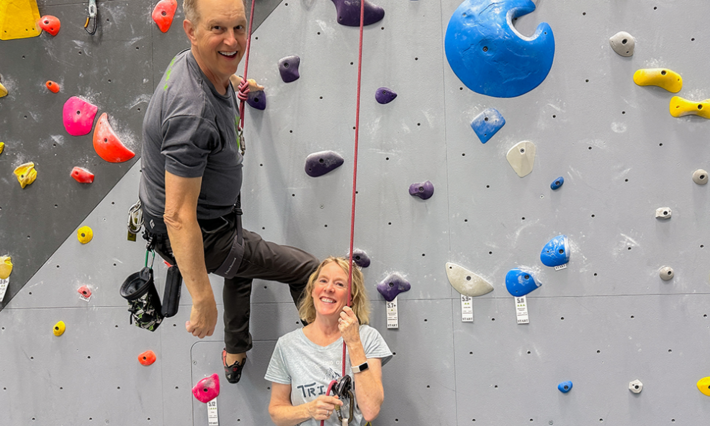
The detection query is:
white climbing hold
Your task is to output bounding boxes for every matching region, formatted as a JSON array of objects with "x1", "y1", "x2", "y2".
[
  {"x1": 655, "y1": 207, "x2": 672, "y2": 220},
  {"x1": 445, "y1": 262, "x2": 494, "y2": 297},
  {"x1": 629, "y1": 379, "x2": 643, "y2": 394},
  {"x1": 692, "y1": 169, "x2": 708, "y2": 185},
  {"x1": 609, "y1": 31, "x2": 636, "y2": 57},
  {"x1": 506, "y1": 141, "x2": 536, "y2": 178},
  {"x1": 659, "y1": 266, "x2": 674, "y2": 281}
]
